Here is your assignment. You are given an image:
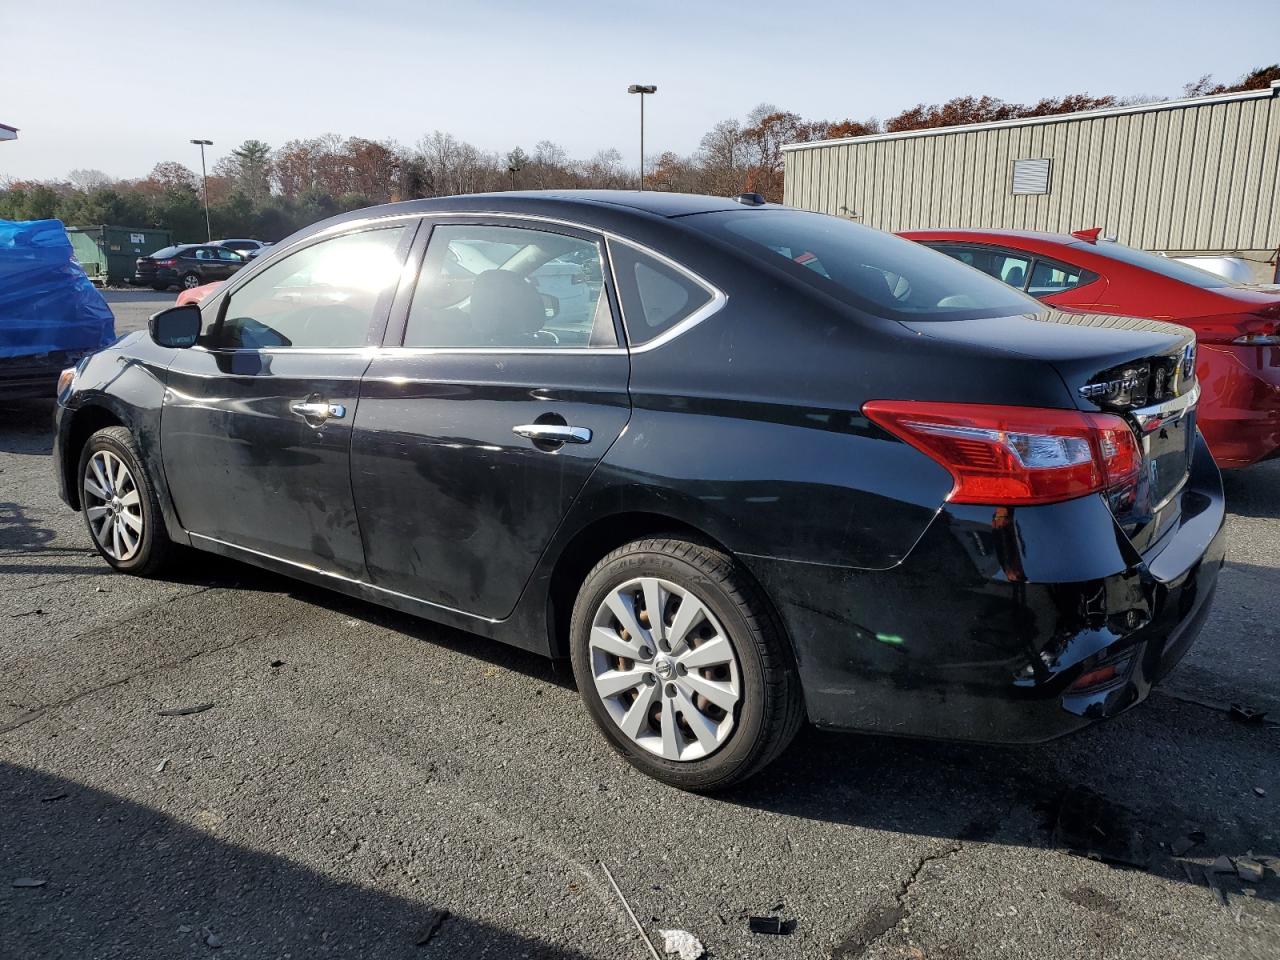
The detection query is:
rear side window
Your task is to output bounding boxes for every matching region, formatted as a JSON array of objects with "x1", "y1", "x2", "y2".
[
  {"x1": 688, "y1": 210, "x2": 1036, "y2": 322},
  {"x1": 927, "y1": 244, "x2": 1031, "y2": 289},
  {"x1": 608, "y1": 242, "x2": 714, "y2": 345},
  {"x1": 404, "y1": 224, "x2": 616, "y2": 349},
  {"x1": 1027, "y1": 259, "x2": 1095, "y2": 297}
]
